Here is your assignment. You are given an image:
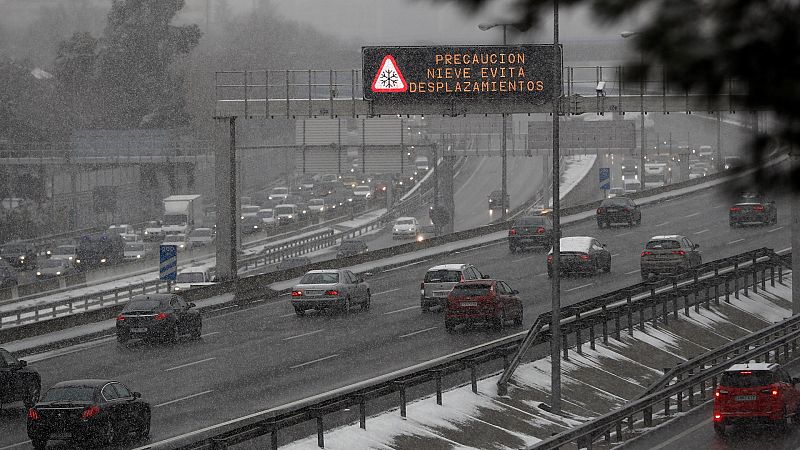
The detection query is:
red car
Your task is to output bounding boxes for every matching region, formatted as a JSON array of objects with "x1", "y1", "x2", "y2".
[
  {"x1": 713, "y1": 362, "x2": 800, "y2": 436},
  {"x1": 444, "y1": 280, "x2": 523, "y2": 332}
]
